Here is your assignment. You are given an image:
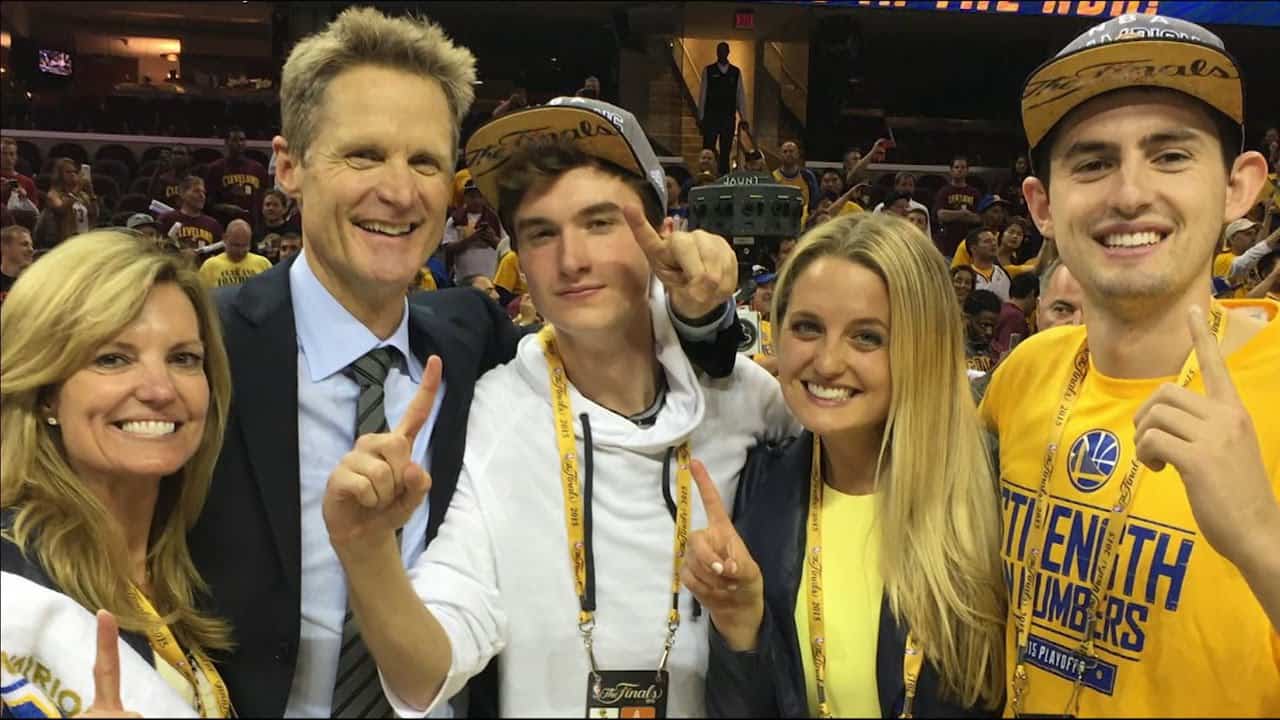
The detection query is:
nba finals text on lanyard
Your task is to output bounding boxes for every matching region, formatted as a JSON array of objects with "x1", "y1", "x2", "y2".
[
  {"x1": 540, "y1": 326, "x2": 692, "y2": 719},
  {"x1": 1010, "y1": 304, "x2": 1226, "y2": 717},
  {"x1": 806, "y1": 435, "x2": 923, "y2": 719}
]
